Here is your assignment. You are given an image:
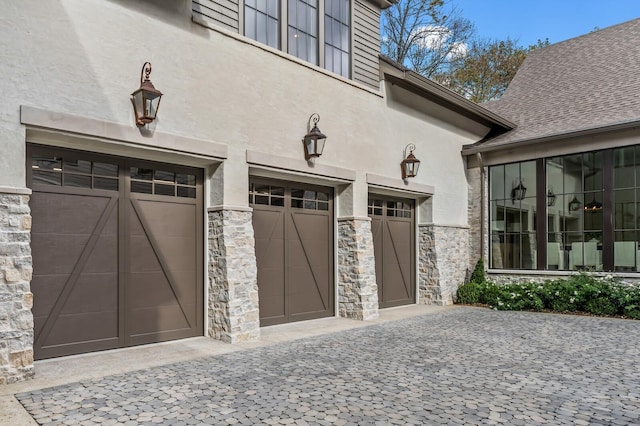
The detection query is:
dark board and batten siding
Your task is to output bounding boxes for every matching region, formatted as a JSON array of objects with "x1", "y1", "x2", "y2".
[
  {"x1": 193, "y1": 0, "x2": 240, "y2": 33},
  {"x1": 353, "y1": 0, "x2": 381, "y2": 89}
]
